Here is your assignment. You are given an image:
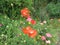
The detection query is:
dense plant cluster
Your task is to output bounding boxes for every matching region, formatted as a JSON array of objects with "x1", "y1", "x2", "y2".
[
  {"x1": 32, "y1": 0, "x2": 60, "y2": 21},
  {"x1": 0, "y1": 0, "x2": 60, "y2": 20},
  {"x1": 0, "y1": 13, "x2": 55, "y2": 45},
  {"x1": 46, "y1": 2, "x2": 60, "y2": 18},
  {"x1": 0, "y1": 0, "x2": 33, "y2": 19},
  {"x1": 0, "y1": 0, "x2": 60, "y2": 45}
]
